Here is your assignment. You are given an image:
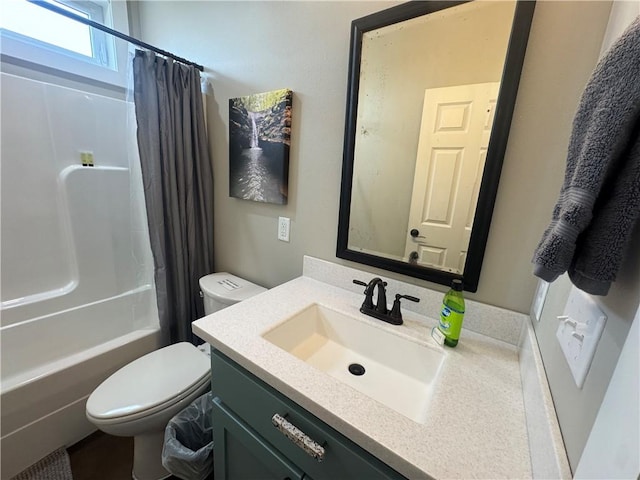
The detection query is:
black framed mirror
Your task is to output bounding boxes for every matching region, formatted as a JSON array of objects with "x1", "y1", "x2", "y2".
[{"x1": 337, "y1": 0, "x2": 535, "y2": 292}]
